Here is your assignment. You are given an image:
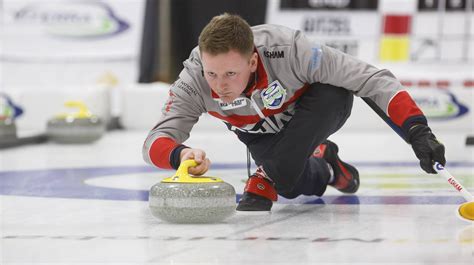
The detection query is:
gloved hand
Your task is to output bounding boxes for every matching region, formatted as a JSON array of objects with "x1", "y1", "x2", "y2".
[{"x1": 408, "y1": 124, "x2": 446, "y2": 174}]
